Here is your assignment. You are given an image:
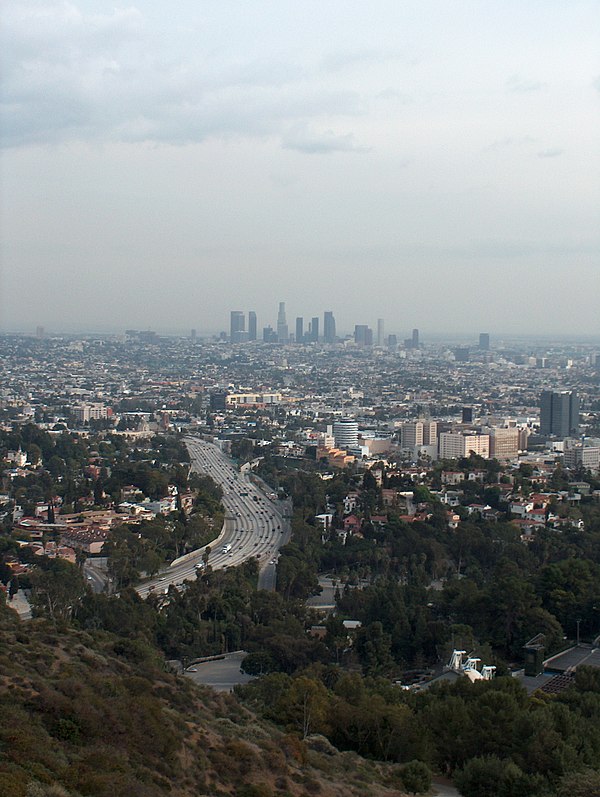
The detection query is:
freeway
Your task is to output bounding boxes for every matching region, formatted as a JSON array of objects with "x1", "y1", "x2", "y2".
[{"x1": 136, "y1": 437, "x2": 291, "y2": 598}]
